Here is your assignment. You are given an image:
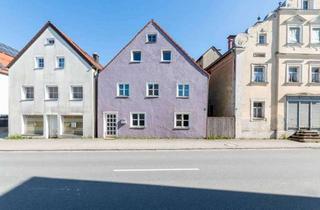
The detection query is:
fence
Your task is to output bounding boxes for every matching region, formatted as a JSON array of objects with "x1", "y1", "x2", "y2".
[{"x1": 207, "y1": 117, "x2": 235, "y2": 138}]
